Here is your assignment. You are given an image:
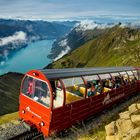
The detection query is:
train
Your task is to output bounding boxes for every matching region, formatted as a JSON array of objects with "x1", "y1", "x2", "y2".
[{"x1": 19, "y1": 66, "x2": 140, "y2": 137}]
